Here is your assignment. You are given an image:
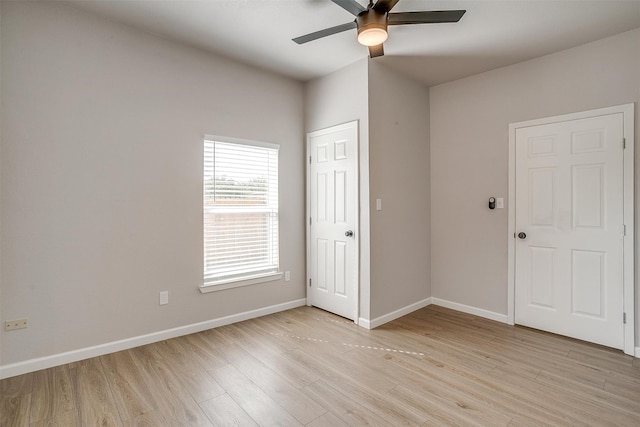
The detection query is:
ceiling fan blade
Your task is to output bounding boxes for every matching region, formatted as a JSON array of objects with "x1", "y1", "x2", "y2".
[
  {"x1": 368, "y1": 44, "x2": 384, "y2": 58},
  {"x1": 331, "y1": 0, "x2": 367, "y2": 16},
  {"x1": 388, "y1": 10, "x2": 466, "y2": 25},
  {"x1": 373, "y1": 0, "x2": 401, "y2": 13},
  {"x1": 293, "y1": 21, "x2": 357, "y2": 44}
]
